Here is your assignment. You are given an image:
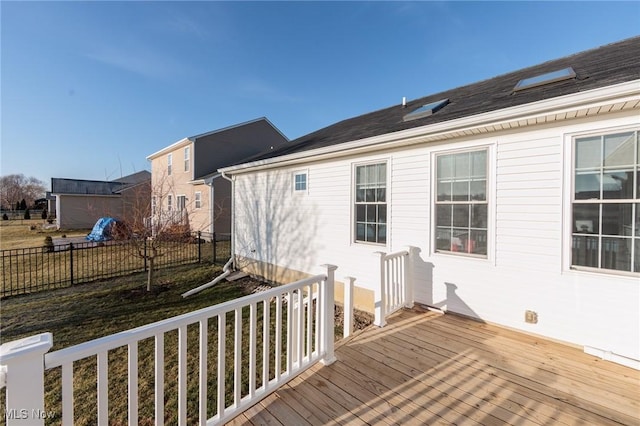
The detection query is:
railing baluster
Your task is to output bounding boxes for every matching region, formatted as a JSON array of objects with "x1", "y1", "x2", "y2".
[
  {"x1": 199, "y1": 319, "x2": 208, "y2": 426},
  {"x1": 217, "y1": 313, "x2": 226, "y2": 417},
  {"x1": 178, "y1": 326, "x2": 187, "y2": 426},
  {"x1": 286, "y1": 291, "x2": 293, "y2": 374},
  {"x1": 128, "y1": 342, "x2": 138, "y2": 426},
  {"x1": 306, "y1": 284, "x2": 312, "y2": 361},
  {"x1": 97, "y1": 352, "x2": 108, "y2": 426},
  {"x1": 62, "y1": 363, "x2": 74, "y2": 424},
  {"x1": 249, "y1": 302, "x2": 256, "y2": 398},
  {"x1": 296, "y1": 288, "x2": 304, "y2": 366},
  {"x1": 154, "y1": 334, "x2": 164, "y2": 426},
  {"x1": 275, "y1": 294, "x2": 282, "y2": 381},
  {"x1": 233, "y1": 308, "x2": 241, "y2": 406},
  {"x1": 262, "y1": 299, "x2": 270, "y2": 391}
]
